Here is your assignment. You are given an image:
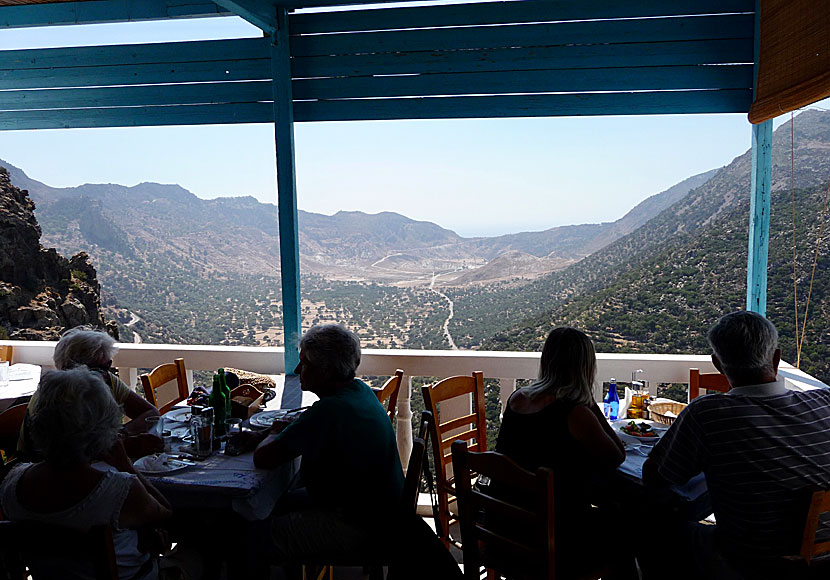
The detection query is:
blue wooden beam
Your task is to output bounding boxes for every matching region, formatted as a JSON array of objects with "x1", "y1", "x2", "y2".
[
  {"x1": 747, "y1": 120, "x2": 772, "y2": 315},
  {"x1": 212, "y1": 0, "x2": 275, "y2": 35},
  {"x1": 746, "y1": 0, "x2": 771, "y2": 315},
  {"x1": 0, "y1": 0, "x2": 229, "y2": 29},
  {"x1": 271, "y1": 7, "x2": 301, "y2": 375}
]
